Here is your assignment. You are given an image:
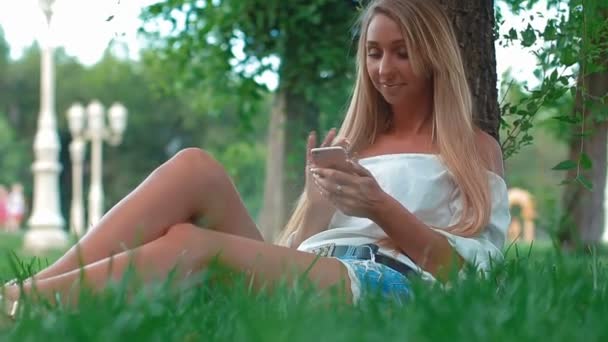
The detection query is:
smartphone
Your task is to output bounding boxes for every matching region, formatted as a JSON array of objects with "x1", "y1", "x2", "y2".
[{"x1": 310, "y1": 146, "x2": 350, "y2": 169}]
